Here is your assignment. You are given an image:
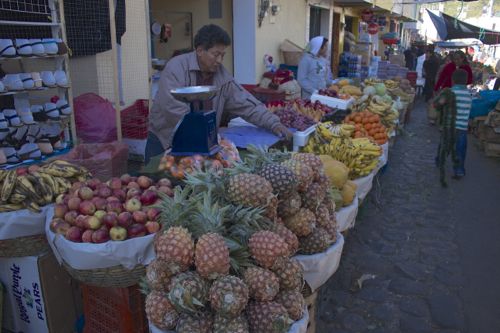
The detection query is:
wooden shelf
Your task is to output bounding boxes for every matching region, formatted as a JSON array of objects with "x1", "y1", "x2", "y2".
[
  {"x1": 0, "y1": 54, "x2": 65, "y2": 61},
  {"x1": 0, "y1": 86, "x2": 69, "y2": 96},
  {"x1": 0, "y1": 20, "x2": 60, "y2": 27}
]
